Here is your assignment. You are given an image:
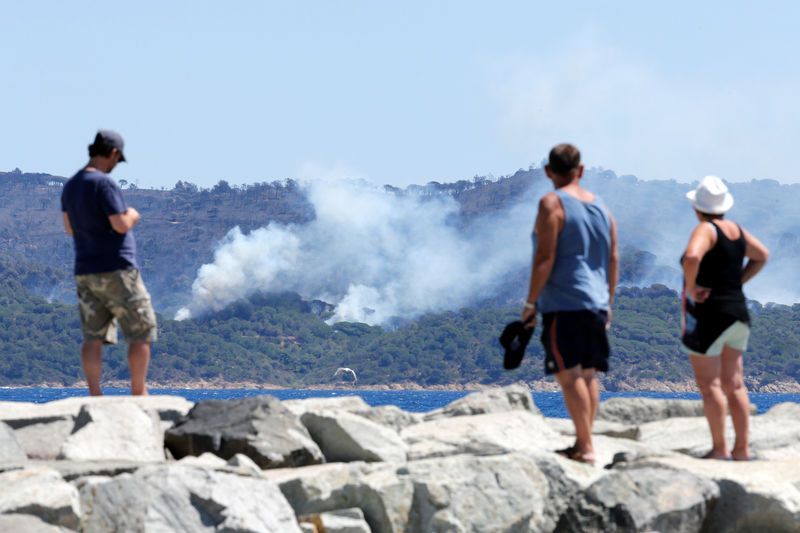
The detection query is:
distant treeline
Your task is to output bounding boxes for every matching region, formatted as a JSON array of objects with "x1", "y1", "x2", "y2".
[{"x1": 0, "y1": 280, "x2": 797, "y2": 389}]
